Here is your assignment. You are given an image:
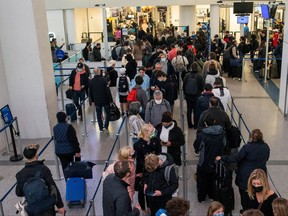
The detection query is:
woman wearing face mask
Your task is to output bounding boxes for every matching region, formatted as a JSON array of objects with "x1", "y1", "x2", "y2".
[
  {"x1": 207, "y1": 201, "x2": 224, "y2": 216},
  {"x1": 215, "y1": 129, "x2": 270, "y2": 213},
  {"x1": 133, "y1": 123, "x2": 161, "y2": 214},
  {"x1": 247, "y1": 169, "x2": 278, "y2": 216},
  {"x1": 155, "y1": 111, "x2": 184, "y2": 167},
  {"x1": 102, "y1": 146, "x2": 136, "y2": 201},
  {"x1": 128, "y1": 102, "x2": 145, "y2": 144}
]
